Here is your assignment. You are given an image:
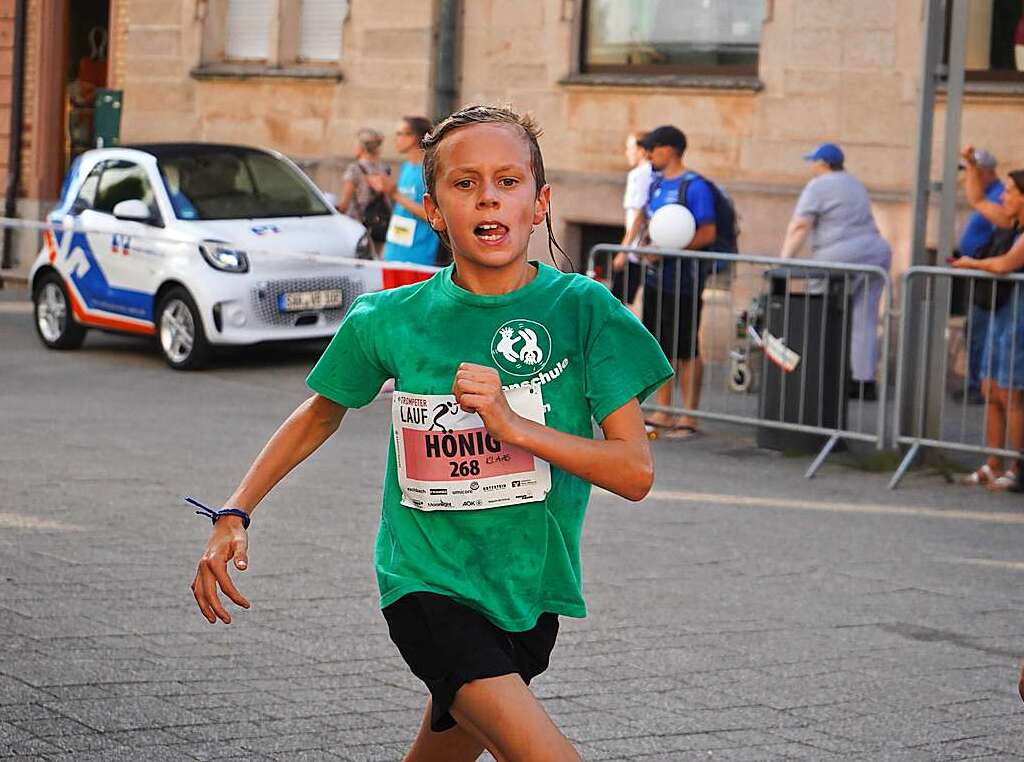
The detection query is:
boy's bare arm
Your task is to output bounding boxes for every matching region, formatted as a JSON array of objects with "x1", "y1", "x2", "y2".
[
  {"x1": 226, "y1": 394, "x2": 347, "y2": 513},
  {"x1": 453, "y1": 364, "x2": 654, "y2": 502},
  {"x1": 191, "y1": 394, "x2": 347, "y2": 624}
]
